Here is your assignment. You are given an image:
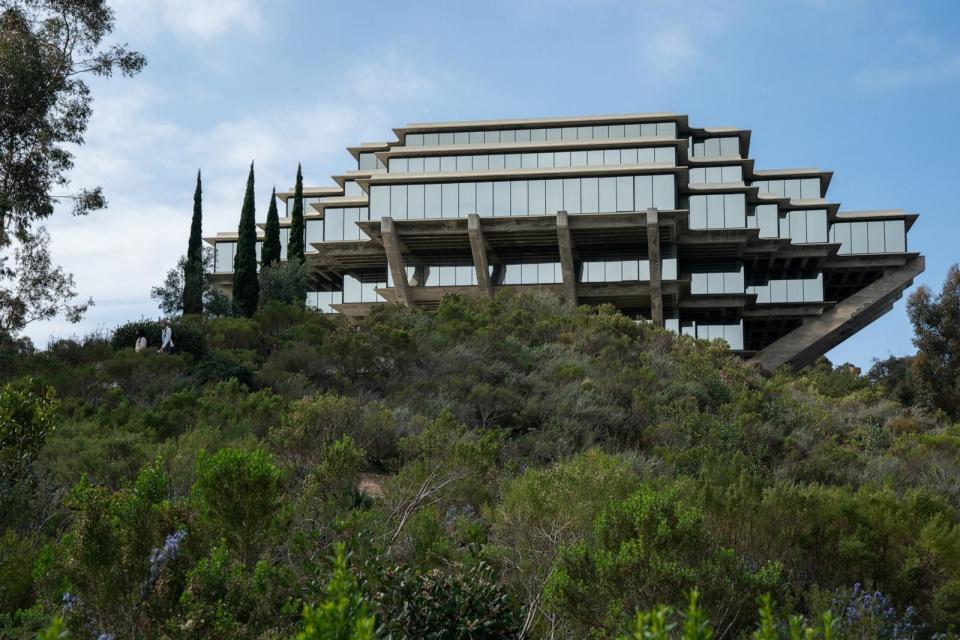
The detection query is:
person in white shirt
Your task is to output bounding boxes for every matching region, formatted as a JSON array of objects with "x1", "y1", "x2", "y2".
[
  {"x1": 135, "y1": 329, "x2": 148, "y2": 352},
  {"x1": 158, "y1": 319, "x2": 174, "y2": 353}
]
